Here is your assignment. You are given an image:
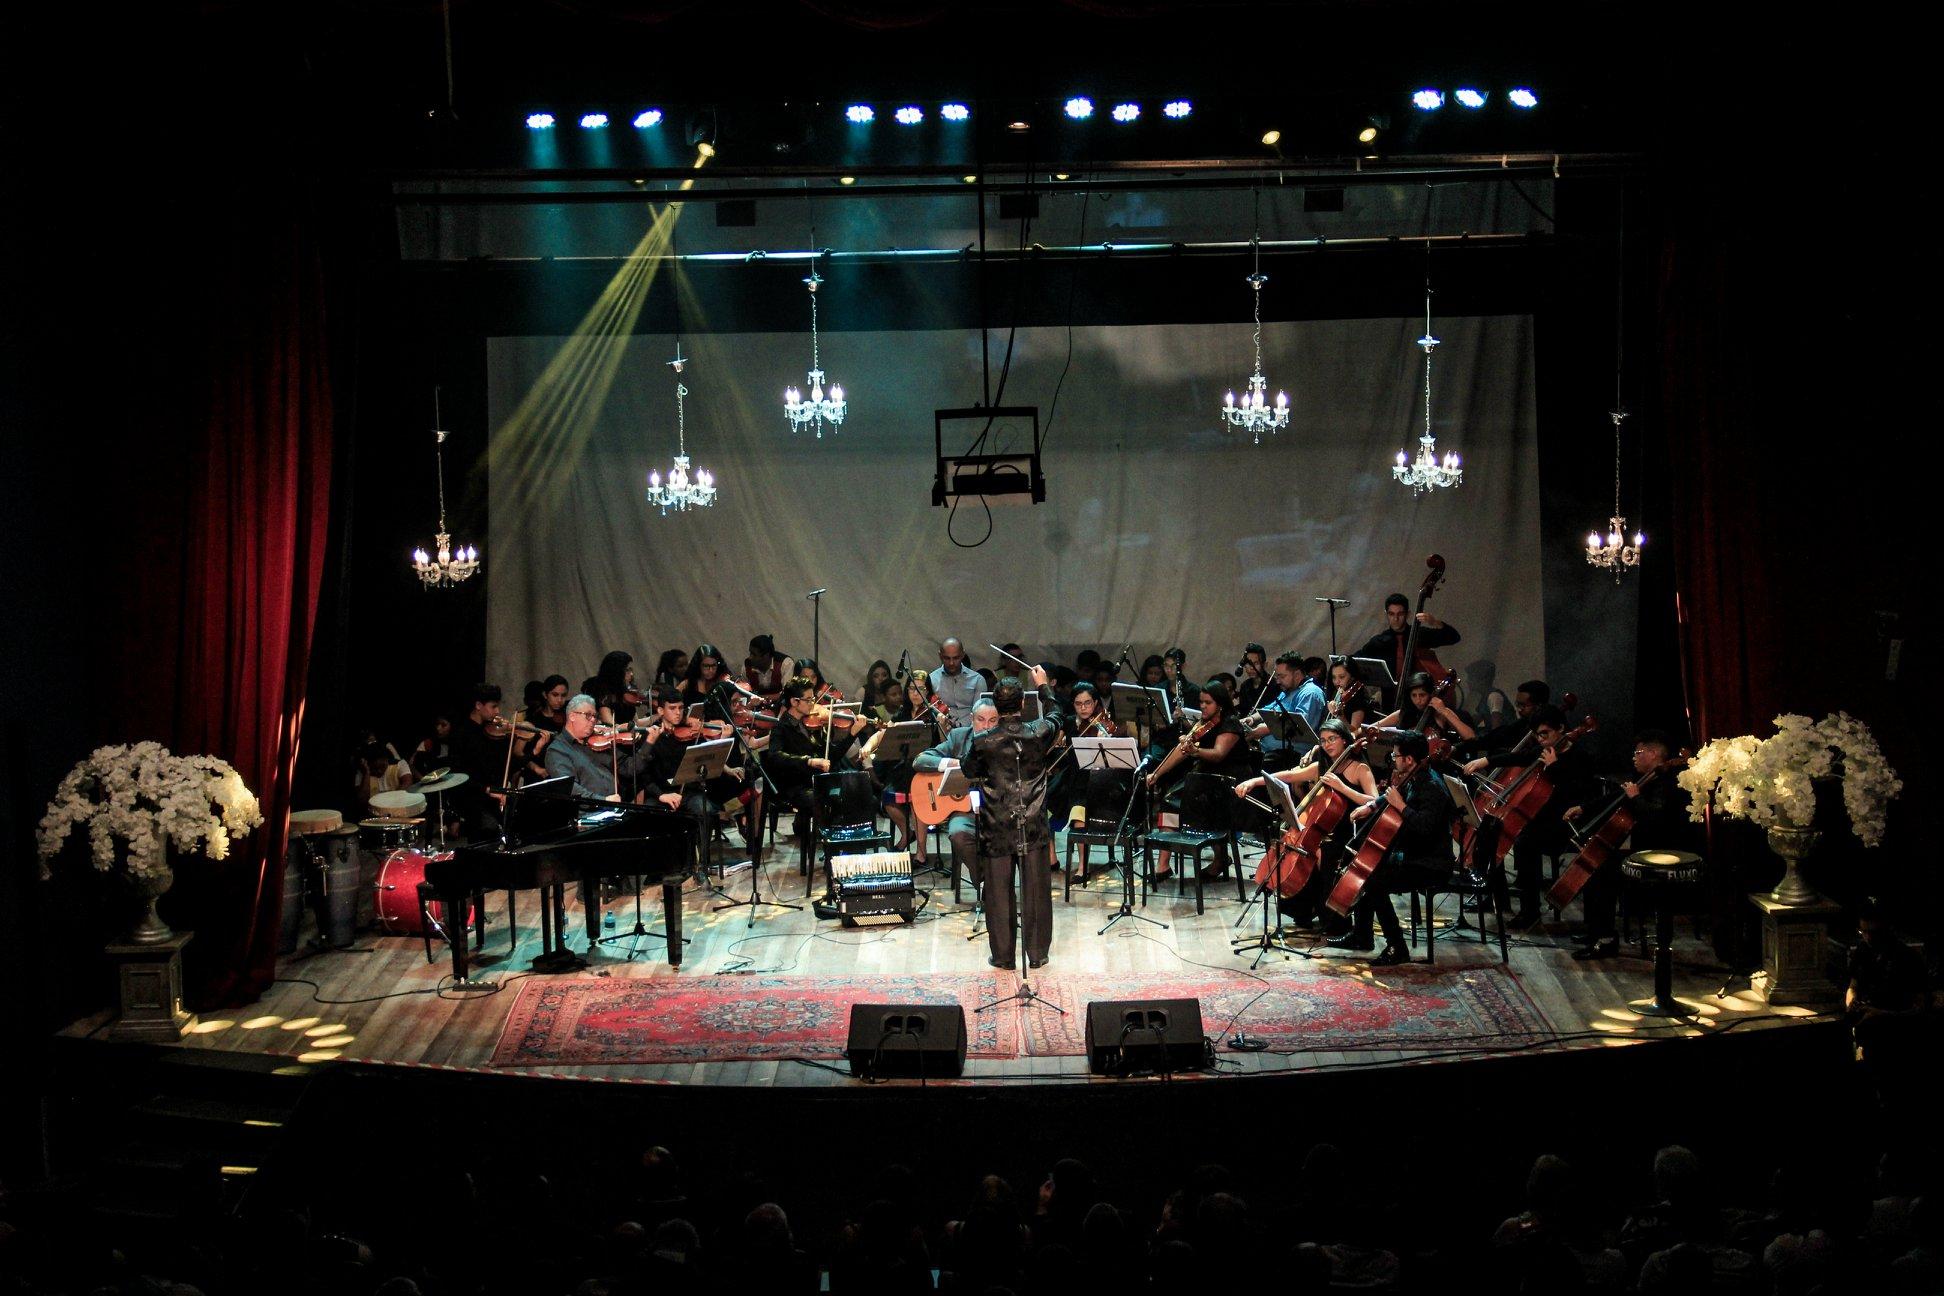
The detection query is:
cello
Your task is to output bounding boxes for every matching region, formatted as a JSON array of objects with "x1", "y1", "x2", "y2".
[
  {"x1": 1326, "y1": 760, "x2": 1427, "y2": 918},
  {"x1": 1254, "y1": 736, "x2": 1372, "y2": 898},
  {"x1": 1469, "y1": 715, "x2": 1599, "y2": 867},
  {"x1": 1546, "y1": 751, "x2": 1688, "y2": 912}
]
